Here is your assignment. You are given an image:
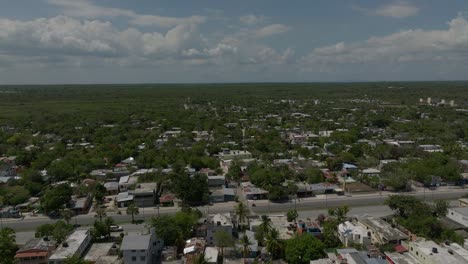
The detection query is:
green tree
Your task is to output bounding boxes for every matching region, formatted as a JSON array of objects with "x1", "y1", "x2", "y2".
[
  {"x1": 284, "y1": 234, "x2": 326, "y2": 264},
  {"x1": 235, "y1": 202, "x2": 249, "y2": 228},
  {"x1": 40, "y1": 184, "x2": 72, "y2": 214},
  {"x1": 214, "y1": 229, "x2": 234, "y2": 257},
  {"x1": 287, "y1": 209, "x2": 299, "y2": 223},
  {"x1": 265, "y1": 228, "x2": 283, "y2": 259},
  {"x1": 95, "y1": 208, "x2": 107, "y2": 222},
  {"x1": 52, "y1": 220, "x2": 73, "y2": 243},
  {"x1": 240, "y1": 233, "x2": 252, "y2": 259},
  {"x1": 126, "y1": 203, "x2": 139, "y2": 223},
  {"x1": 61, "y1": 208, "x2": 73, "y2": 225},
  {"x1": 433, "y1": 200, "x2": 449, "y2": 217},
  {"x1": 327, "y1": 205, "x2": 349, "y2": 223},
  {"x1": 255, "y1": 215, "x2": 272, "y2": 245},
  {"x1": 0, "y1": 227, "x2": 17, "y2": 264},
  {"x1": 93, "y1": 183, "x2": 107, "y2": 204}
]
